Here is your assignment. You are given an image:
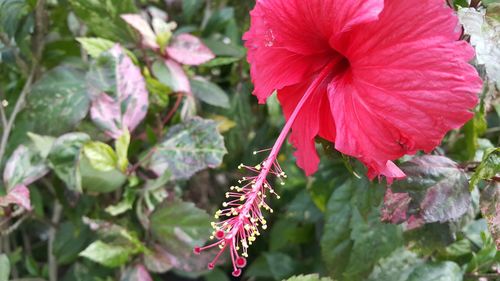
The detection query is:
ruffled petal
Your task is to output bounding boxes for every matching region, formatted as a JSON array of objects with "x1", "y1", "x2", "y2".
[
  {"x1": 329, "y1": 40, "x2": 481, "y2": 180},
  {"x1": 333, "y1": 0, "x2": 463, "y2": 60},
  {"x1": 243, "y1": 0, "x2": 383, "y2": 103},
  {"x1": 278, "y1": 79, "x2": 333, "y2": 176}
]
